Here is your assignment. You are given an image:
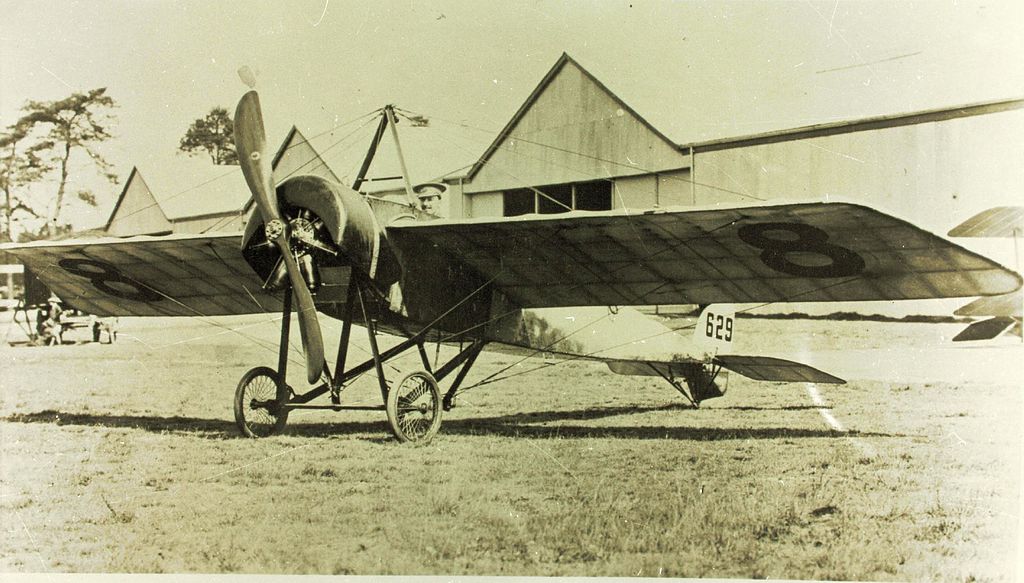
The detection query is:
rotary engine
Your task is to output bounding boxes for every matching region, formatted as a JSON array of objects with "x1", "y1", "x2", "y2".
[{"x1": 241, "y1": 175, "x2": 401, "y2": 294}]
